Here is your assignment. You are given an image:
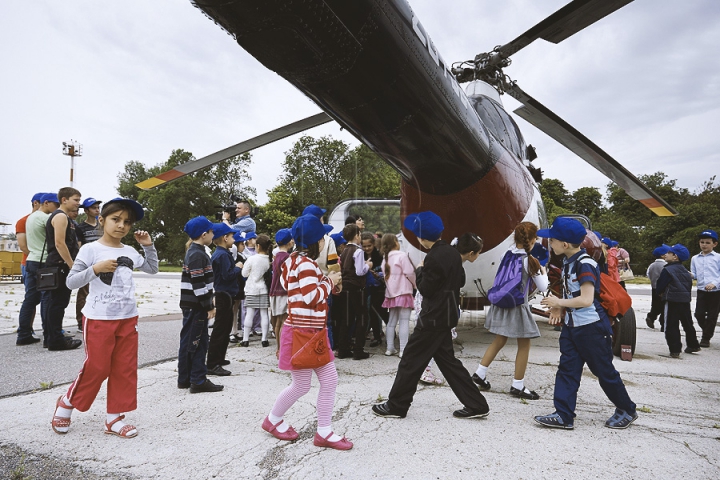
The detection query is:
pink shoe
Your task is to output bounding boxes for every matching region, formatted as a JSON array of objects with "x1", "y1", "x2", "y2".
[
  {"x1": 313, "y1": 432, "x2": 353, "y2": 450},
  {"x1": 261, "y1": 416, "x2": 299, "y2": 441}
]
